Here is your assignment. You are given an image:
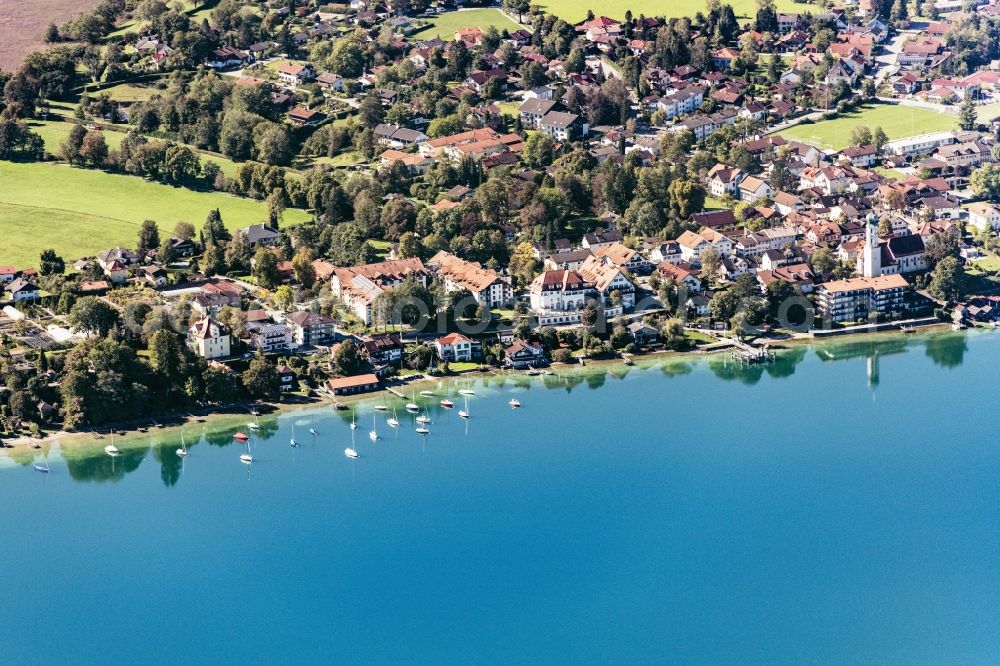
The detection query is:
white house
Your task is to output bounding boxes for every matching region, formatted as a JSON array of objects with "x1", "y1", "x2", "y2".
[
  {"x1": 434, "y1": 333, "x2": 473, "y2": 362},
  {"x1": 187, "y1": 316, "x2": 230, "y2": 360}
]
